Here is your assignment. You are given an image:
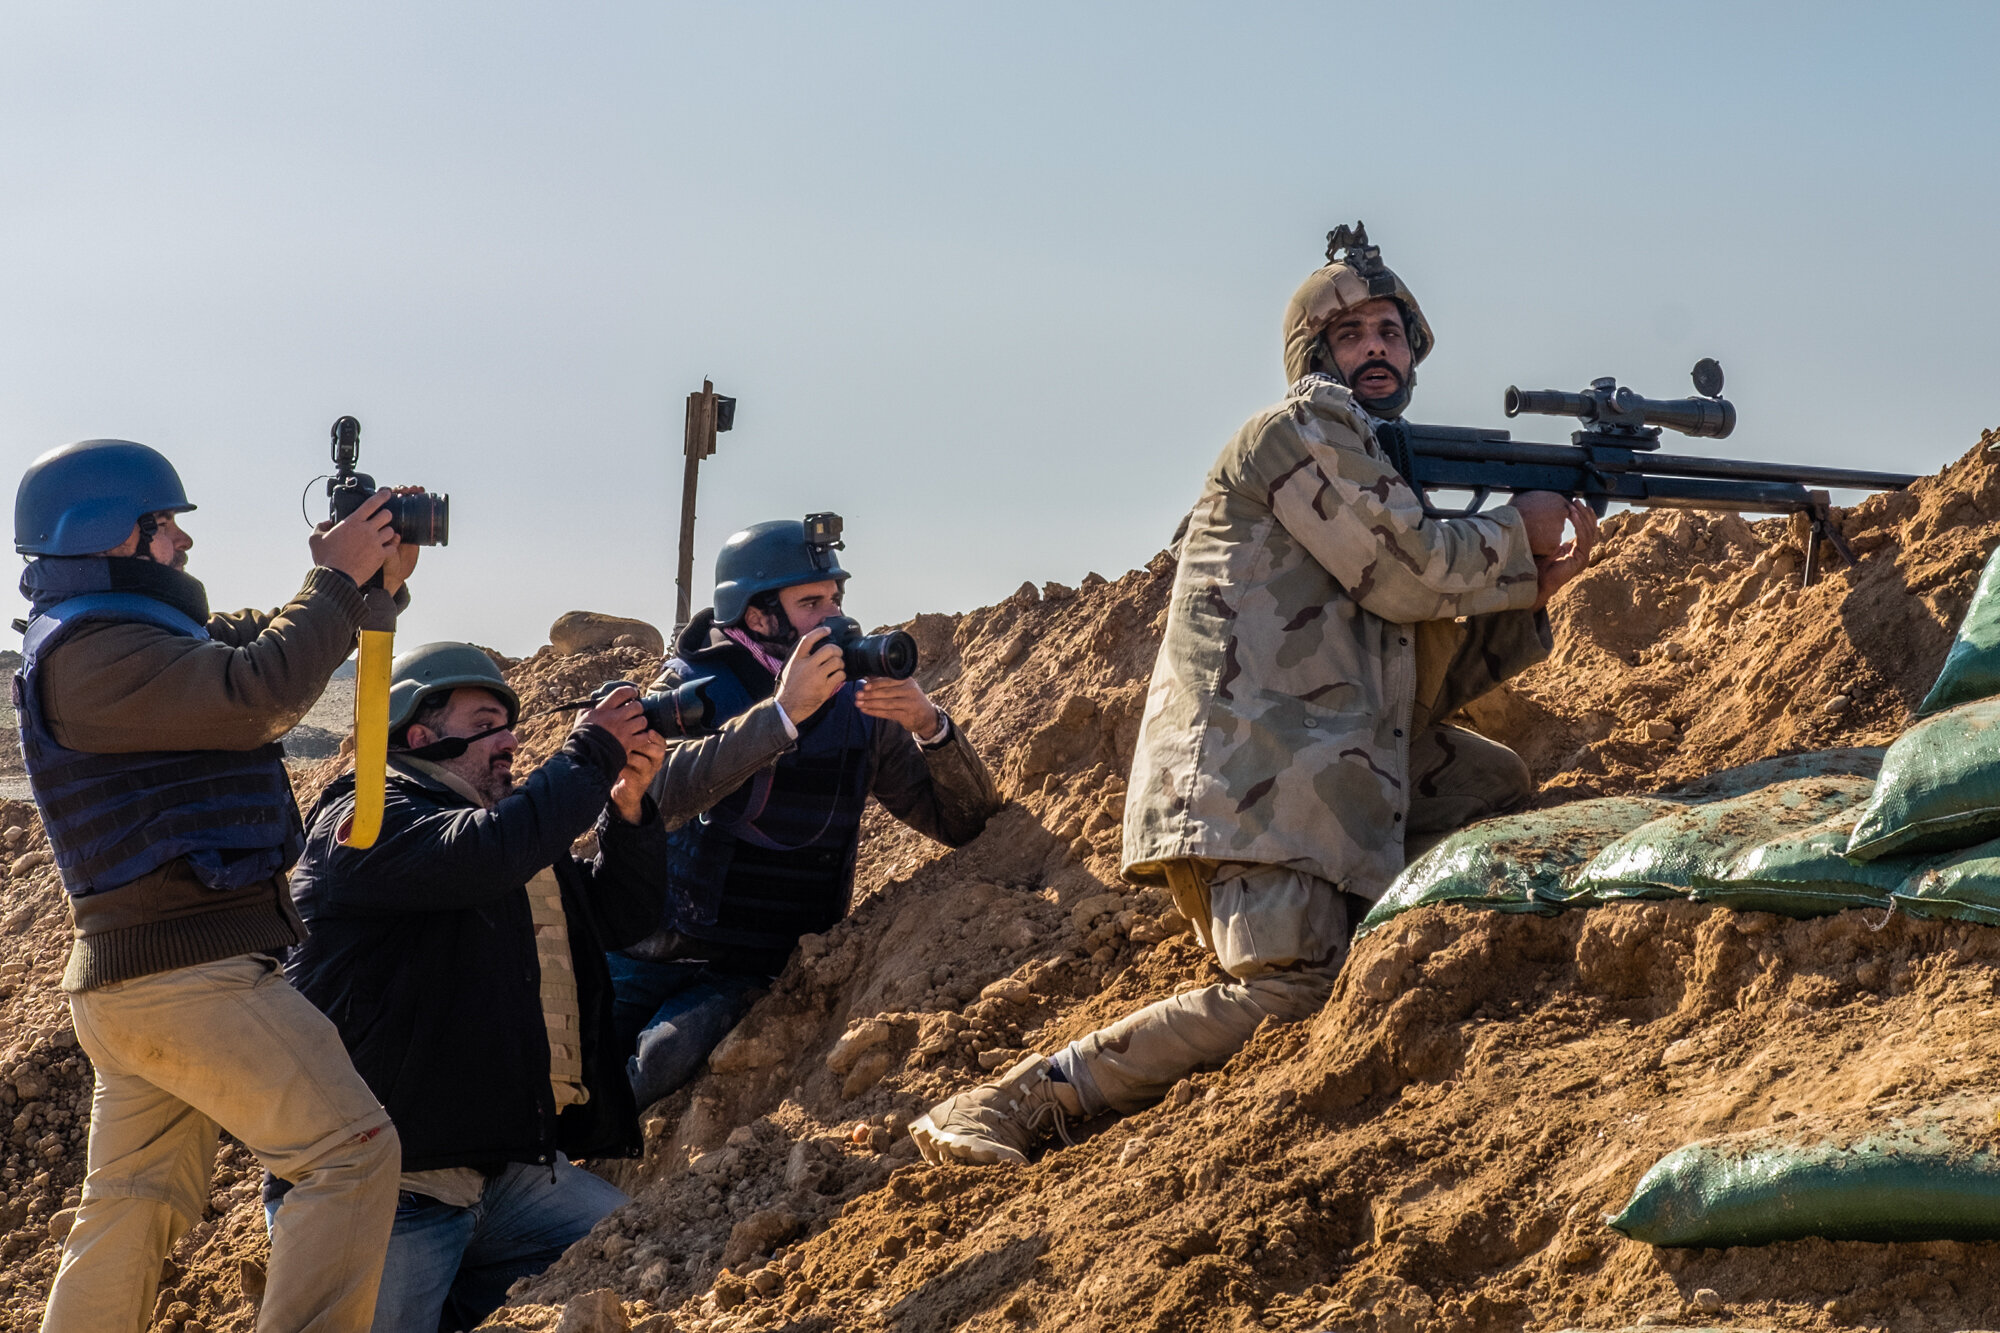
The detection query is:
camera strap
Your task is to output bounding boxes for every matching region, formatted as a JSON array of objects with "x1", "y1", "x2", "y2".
[
  {"x1": 393, "y1": 685, "x2": 638, "y2": 762},
  {"x1": 396, "y1": 724, "x2": 514, "y2": 763}
]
